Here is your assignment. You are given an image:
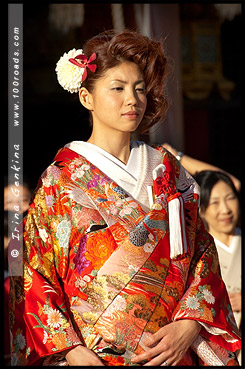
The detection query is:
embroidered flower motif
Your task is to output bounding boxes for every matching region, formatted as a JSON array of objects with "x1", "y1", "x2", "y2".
[
  {"x1": 50, "y1": 165, "x2": 61, "y2": 180},
  {"x1": 119, "y1": 201, "x2": 138, "y2": 217},
  {"x1": 144, "y1": 242, "x2": 154, "y2": 253},
  {"x1": 56, "y1": 219, "x2": 71, "y2": 248},
  {"x1": 74, "y1": 277, "x2": 86, "y2": 289},
  {"x1": 152, "y1": 203, "x2": 163, "y2": 210},
  {"x1": 202, "y1": 289, "x2": 215, "y2": 304},
  {"x1": 81, "y1": 164, "x2": 90, "y2": 171},
  {"x1": 47, "y1": 308, "x2": 63, "y2": 328},
  {"x1": 100, "y1": 176, "x2": 110, "y2": 185},
  {"x1": 119, "y1": 206, "x2": 133, "y2": 217},
  {"x1": 41, "y1": 166, "x2": 61, "y2": 187},
  {"x1": 71, "y1": 167, "x2": 85, "y2": 181},
  {"x1": 85, "y1": 230, "x2": 117, "y2": 270},
  {"x1": 129, "y1": 201, "x2": 138, "y2": 208},
  {"x1": 68, "y1": 157, "x2": 86, "y2": 170},
  {"x1": 43, "y1": 330, "x2": 48, "y2": 344},
  {"x1": 185, "y1": 296, "x2": 200, "y2": 310},
  {"x1": 55, "y1": 48, "x2": 85, "y2": 93},
  {"x1": 45, "y1": 195, "x2": 53, "y2": 208},
  {"x1": 83, "y1": 275, "x2": 91, "y2": 282},
  {"x1": 41, "y1": 173, "x2": 52, "y2": 187},
  {"x1": 87, "y1": 175, "x2": 100, "y2": 189},
  {"x1": 39, "y1": 228, "x2": 49, "y2": 243},
  {"x1": 74, "y1": 235, "x2": 90, "y2": 274},
  {"x1": 115, "y1": 199, "x2": 123, "y2": 207},
  {"x1": 109, "y1": 204, "x2": 118, "y2": 215},
  {"x1": 105, "y1": 295, "x2": 127, "y2": 316},
  {"x1": 51, "y1": 333, "x2": 67, "y2": 350},
  {"x1": 74, "y1": 274, "x2": 91, "y2": 291},
  {"x1": 16, "y1": 332, "x2": 26, "y2": 350}
]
